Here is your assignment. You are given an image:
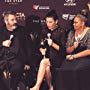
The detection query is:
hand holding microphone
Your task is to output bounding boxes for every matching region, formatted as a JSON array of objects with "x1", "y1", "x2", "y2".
[
  {"x1": 2, "y1": 35, "x2": 14, "y2": 47},
  {"x1": 47, "y1": 33, "x2": 53, "y2": 46},
  {"x1": 73, "y1": 41, "x2": 79, "y2": 49}
]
